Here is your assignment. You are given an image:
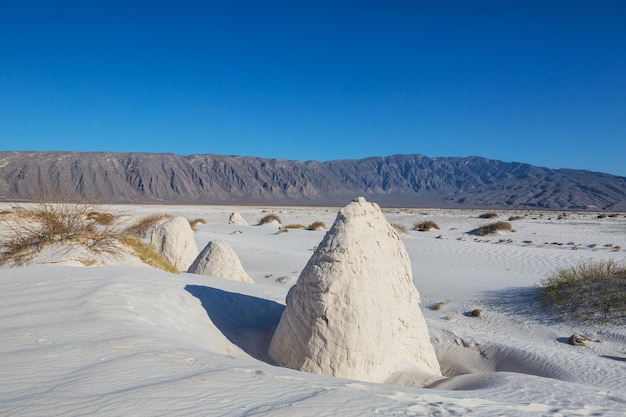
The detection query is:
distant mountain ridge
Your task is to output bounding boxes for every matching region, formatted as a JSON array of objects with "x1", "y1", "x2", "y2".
[{"x1": 1, "y1": 151, "x2": 625, "y2": 210}]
